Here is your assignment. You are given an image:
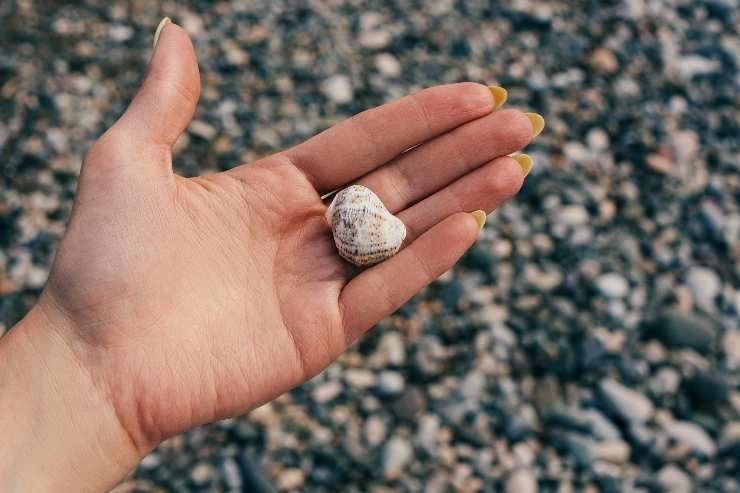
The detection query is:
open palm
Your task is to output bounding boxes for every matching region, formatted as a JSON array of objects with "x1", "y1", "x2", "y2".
[{"x1": 39, "y1": 21, "x2": 539, "y2": 455}]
